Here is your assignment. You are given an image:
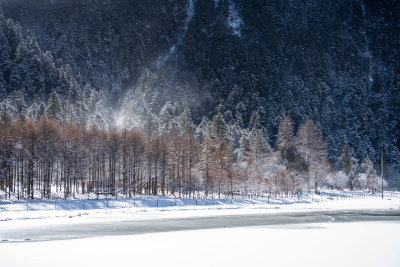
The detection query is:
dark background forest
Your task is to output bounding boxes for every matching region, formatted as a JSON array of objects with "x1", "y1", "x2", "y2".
[{"x1": 0, "y1": 0, "x2": 399, "y2": 189}]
